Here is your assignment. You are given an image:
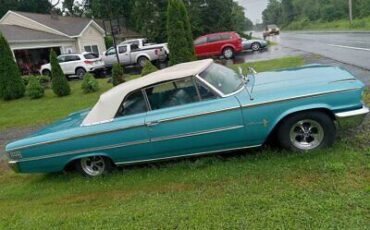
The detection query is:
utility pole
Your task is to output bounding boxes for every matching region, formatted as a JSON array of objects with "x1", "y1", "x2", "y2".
[{"x1": 349, "y1": 0, "x2": 353, "y2": 24}]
